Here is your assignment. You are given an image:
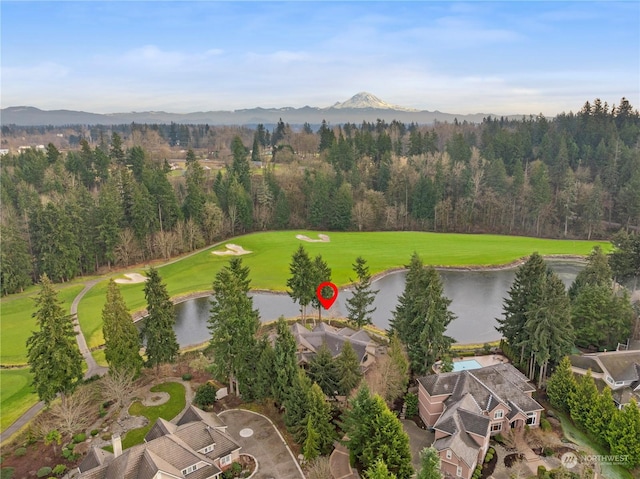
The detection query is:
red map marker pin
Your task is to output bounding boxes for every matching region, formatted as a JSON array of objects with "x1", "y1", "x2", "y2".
[{"x1": 316, "y1": 282, "x2": 338, "y2": 309}]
